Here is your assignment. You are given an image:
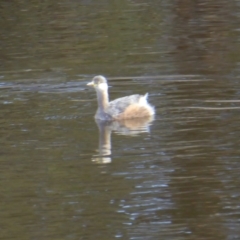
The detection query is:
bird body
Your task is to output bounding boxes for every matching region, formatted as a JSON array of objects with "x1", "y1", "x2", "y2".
[{"x1": 87, "y1": 76, "x2": 155, "y2": 121}]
